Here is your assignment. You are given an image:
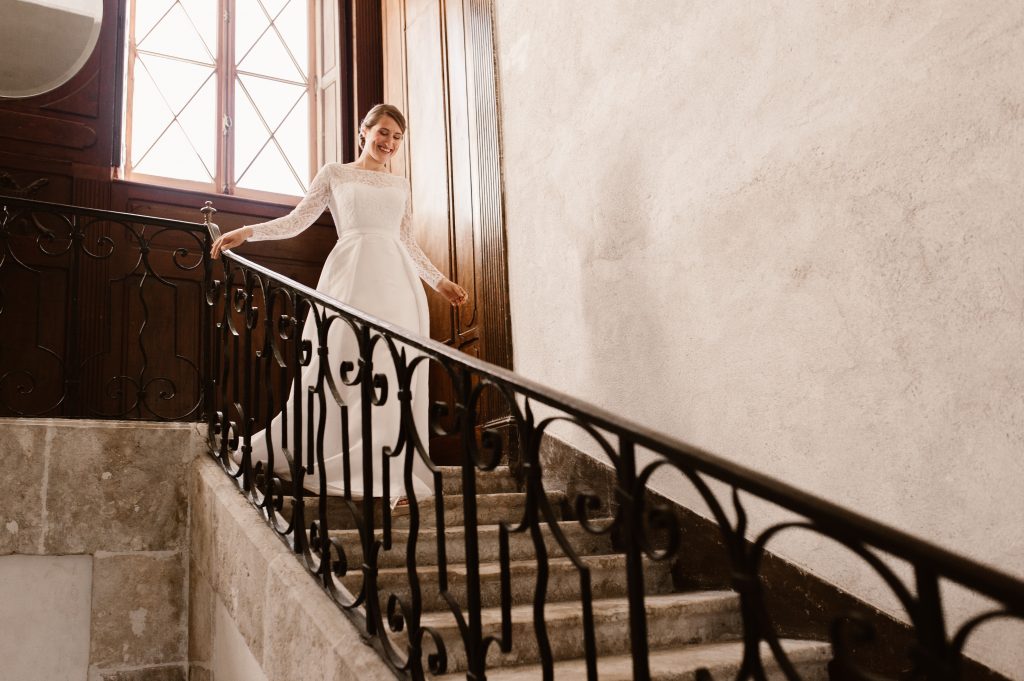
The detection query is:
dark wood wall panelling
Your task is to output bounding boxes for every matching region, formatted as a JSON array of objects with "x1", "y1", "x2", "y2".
[{"x1": 0, "y1": 0, "x2": 370, "y2": 419}]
